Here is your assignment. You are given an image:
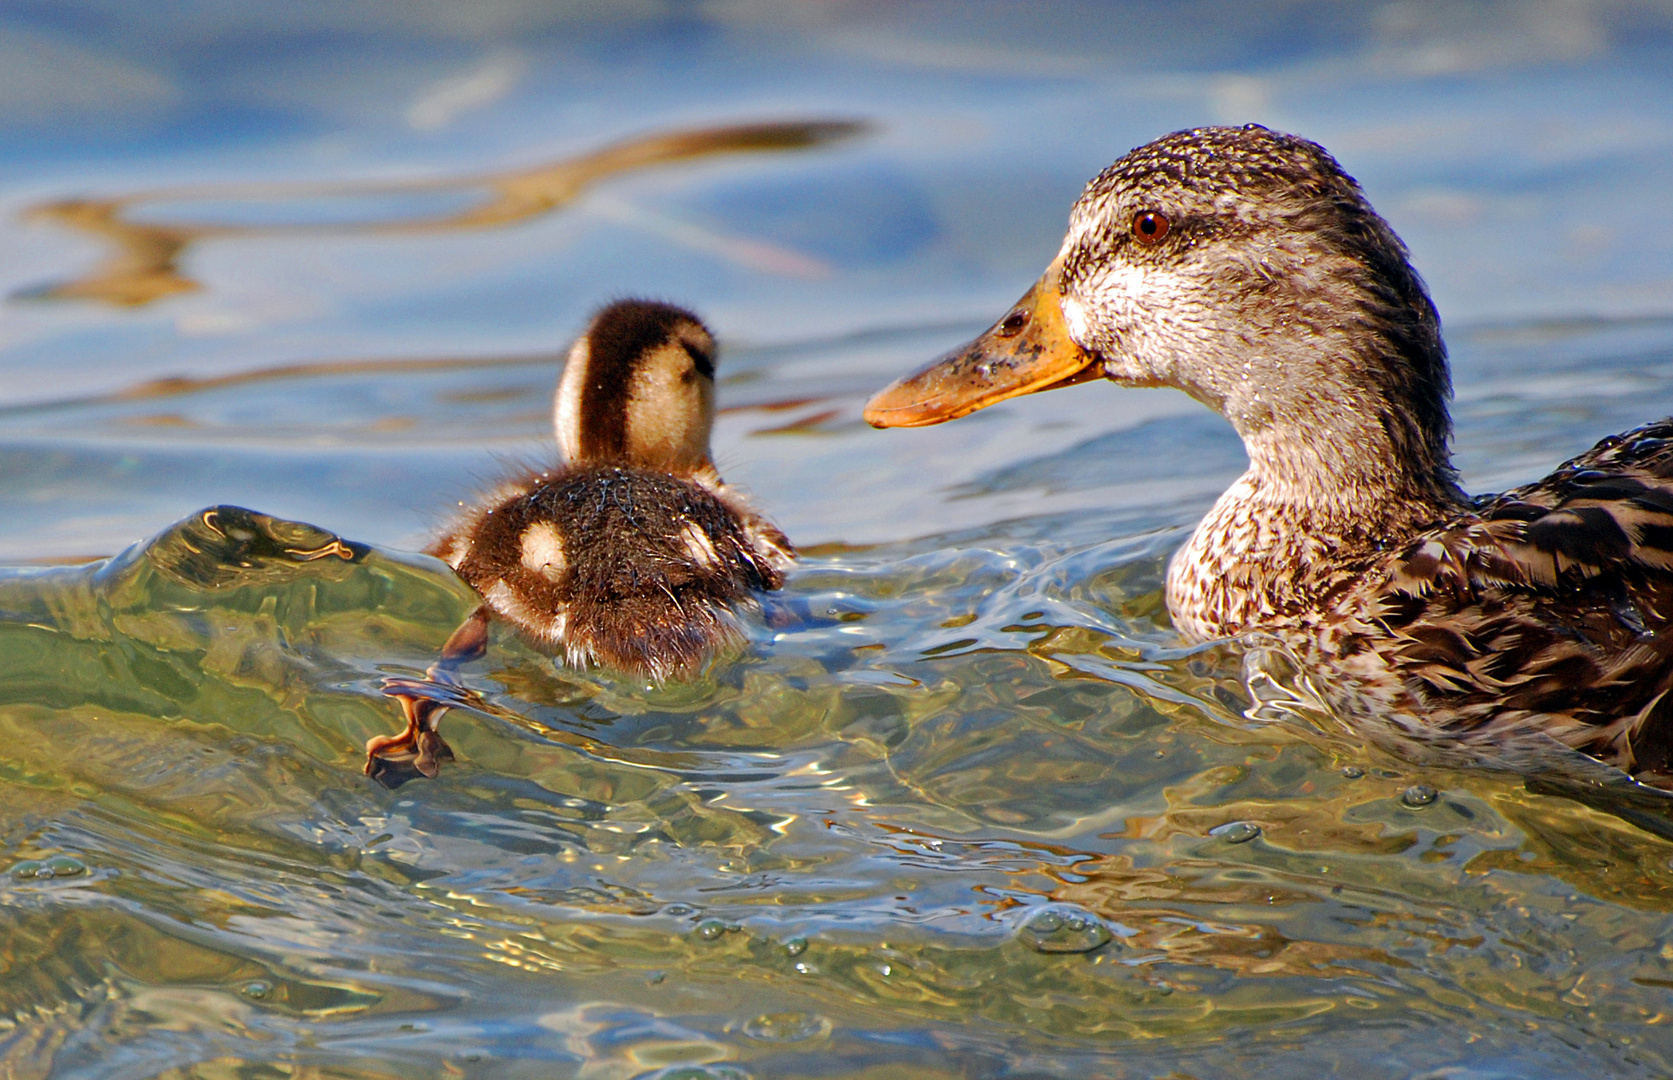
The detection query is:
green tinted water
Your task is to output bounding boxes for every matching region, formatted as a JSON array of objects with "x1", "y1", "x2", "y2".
[
  {"x1": 5, "y1": 3, "x2": 1673, "y2": 1076},
  {"x1": 6, "y1": 486, "x2": 1673, "y2": 1076}
]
